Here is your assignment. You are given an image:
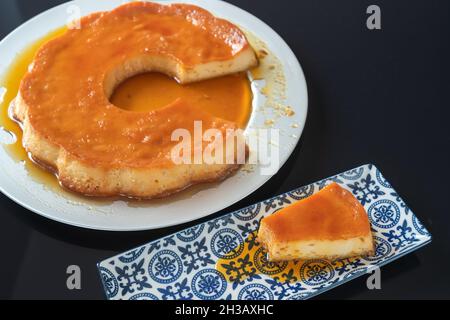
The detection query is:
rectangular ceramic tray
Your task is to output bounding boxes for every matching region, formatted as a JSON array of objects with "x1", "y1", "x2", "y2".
[{"x1": 97, "y1": 164, "x2": 432, "y2": 300}]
